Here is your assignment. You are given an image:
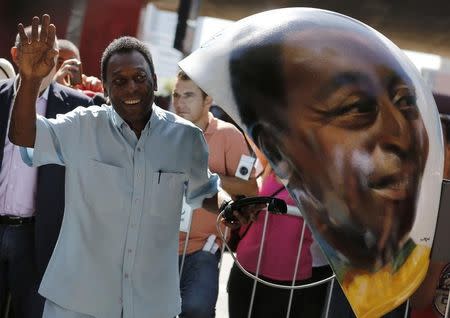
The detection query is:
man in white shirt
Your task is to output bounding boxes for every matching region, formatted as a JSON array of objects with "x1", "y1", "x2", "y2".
[
  {"x1": 8, "y1": 14, "x2": 231, "y2": 318},
  {"x1": 0, "y1": 24, "x2": 93, "y2": 318}
]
